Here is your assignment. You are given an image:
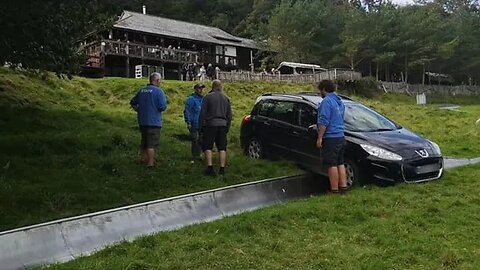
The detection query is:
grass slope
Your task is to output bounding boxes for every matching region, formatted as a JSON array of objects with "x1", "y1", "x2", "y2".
[
  {"x1": 0, "y1": 68, "x2": 479, "y2": 231},
  {"x1": 42, "y1": 164, "x2": 480, "y2": 270},
  {"x1": 359, "y1": 94, "x2": 480, "y2": 158},
  {"x1": 0, "y1": 69, "x2": 307, "y2": 231}
]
